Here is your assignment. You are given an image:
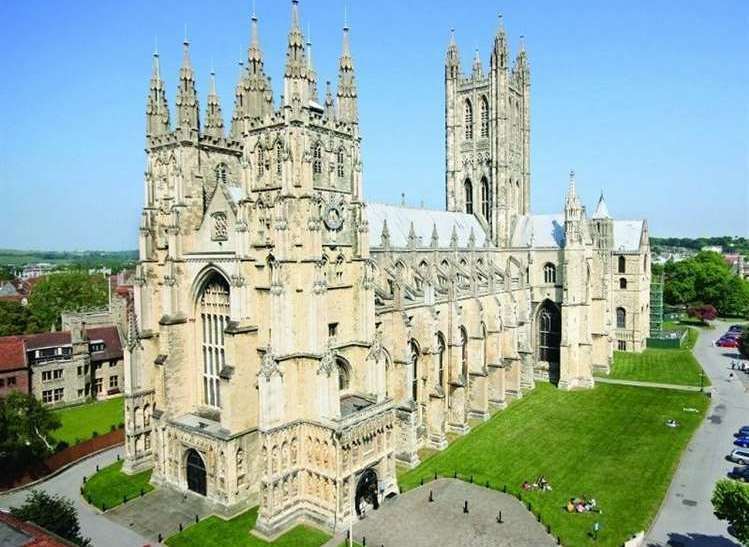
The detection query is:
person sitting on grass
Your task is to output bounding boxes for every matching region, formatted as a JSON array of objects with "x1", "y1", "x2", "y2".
[{"x1": 566, "y1": 498, "x2": 575, "y2": 513}]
